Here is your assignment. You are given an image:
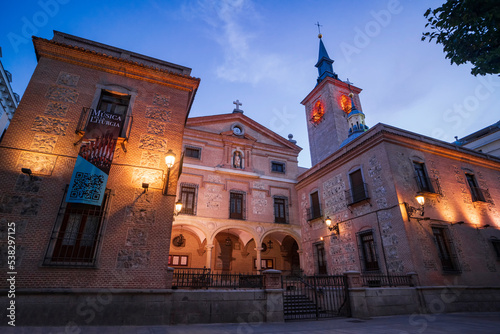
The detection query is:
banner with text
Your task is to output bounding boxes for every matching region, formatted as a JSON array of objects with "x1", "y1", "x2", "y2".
[{"x1": 66, "y1": 109, "x2": 123, "y2": 206}]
